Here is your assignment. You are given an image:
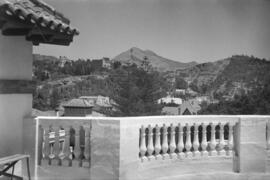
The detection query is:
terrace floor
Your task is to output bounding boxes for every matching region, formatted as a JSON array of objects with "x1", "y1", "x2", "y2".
[{"x1": 158, "y1": 172, "x2": 270, "y2": 180}]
